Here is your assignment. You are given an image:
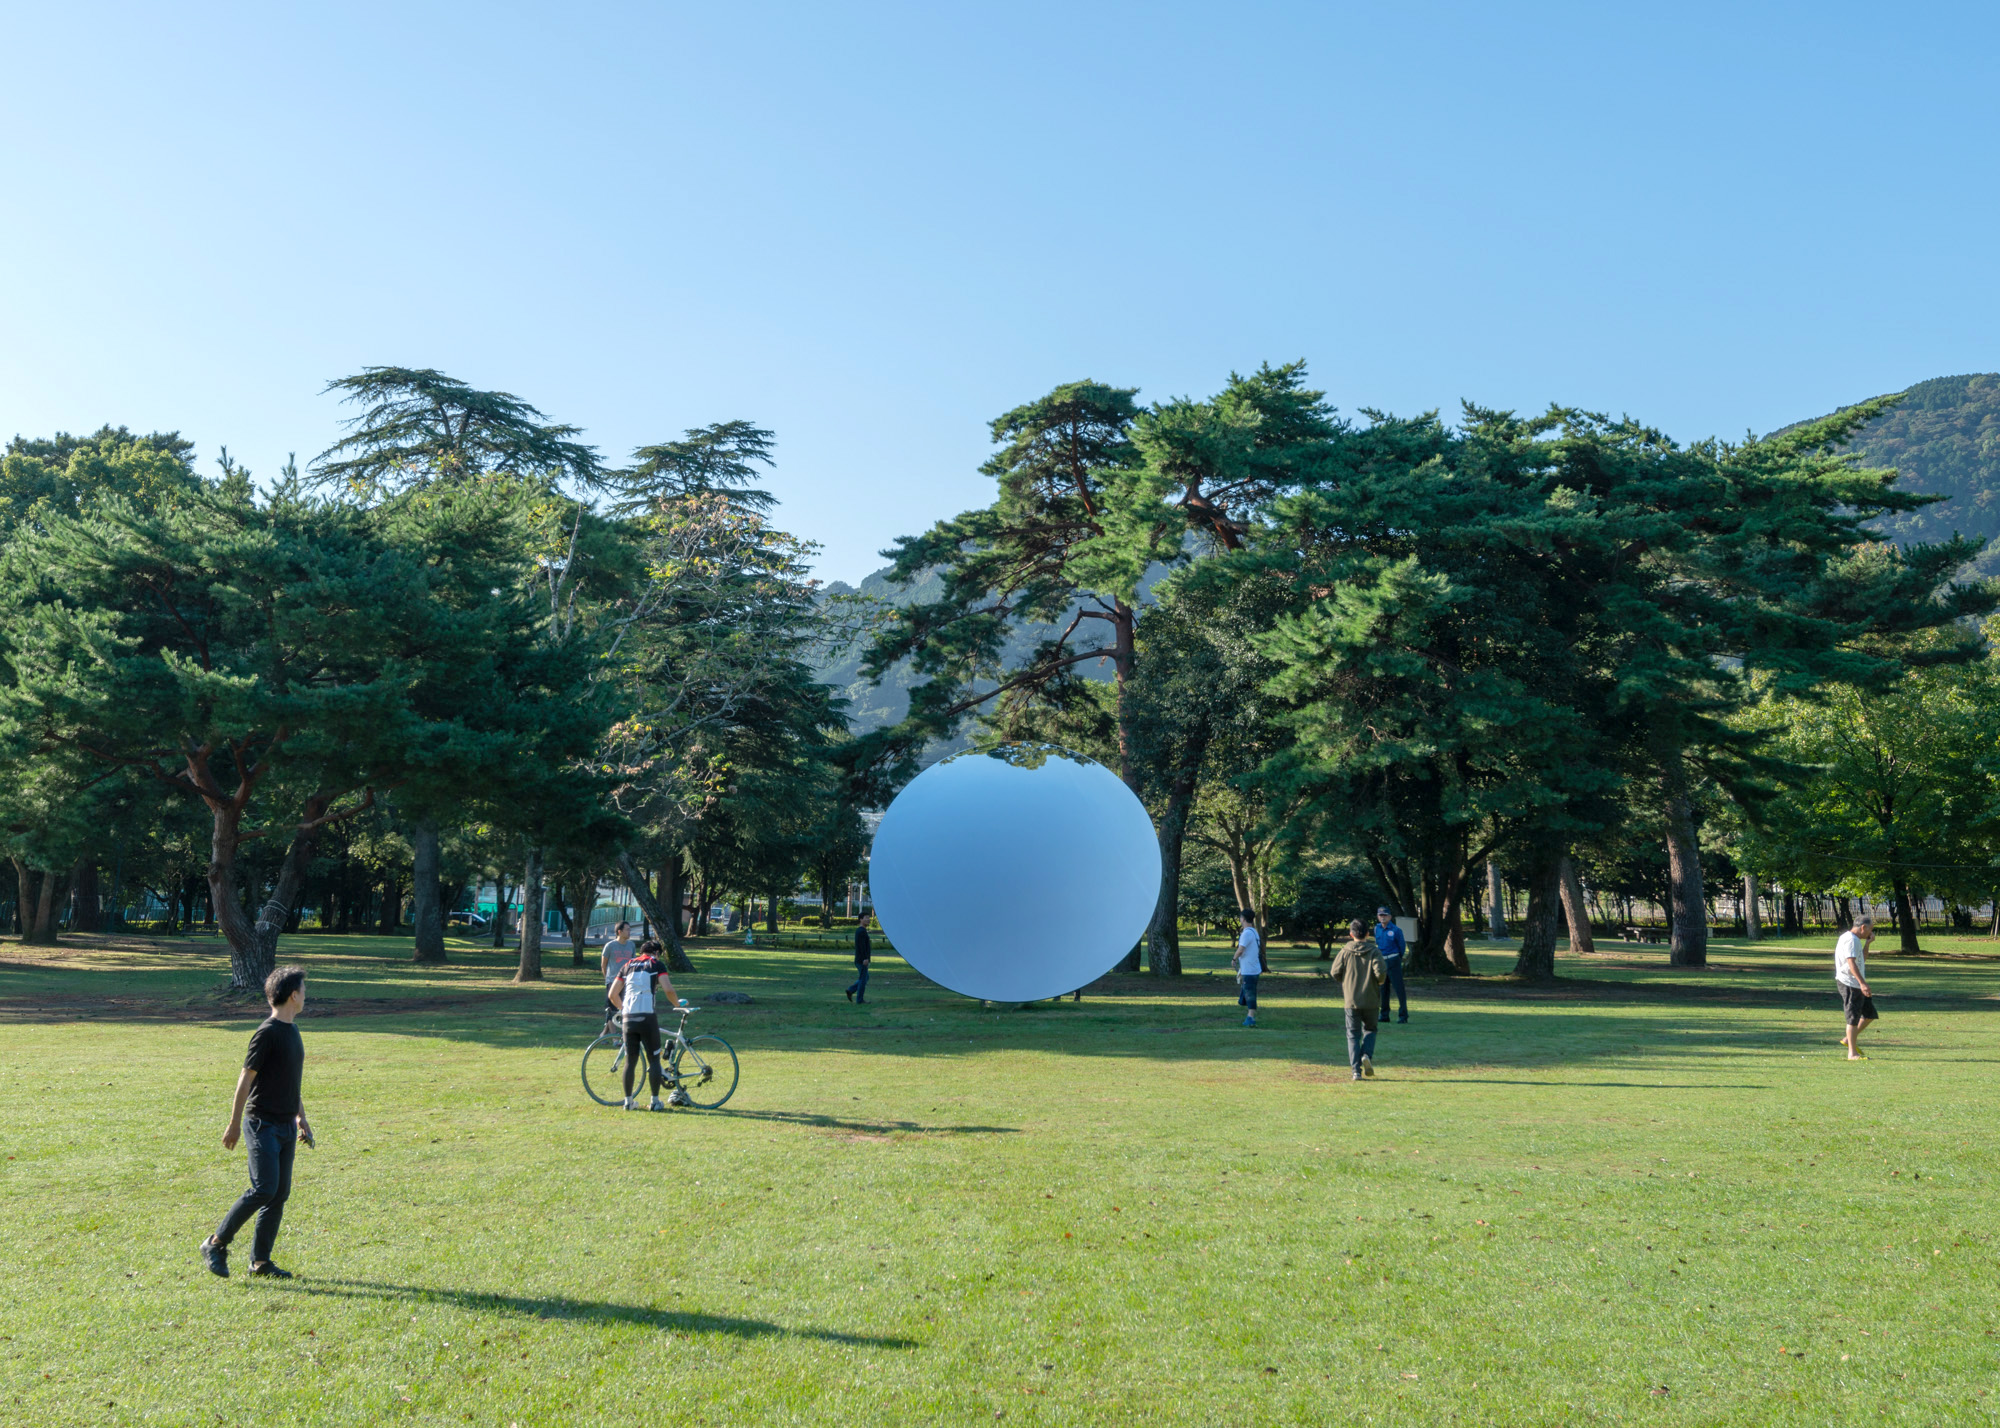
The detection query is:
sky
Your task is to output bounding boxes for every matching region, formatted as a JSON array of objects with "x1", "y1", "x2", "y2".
[{"x1": 3, "y1": 1, "x2": 1996, "y2": 584}]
